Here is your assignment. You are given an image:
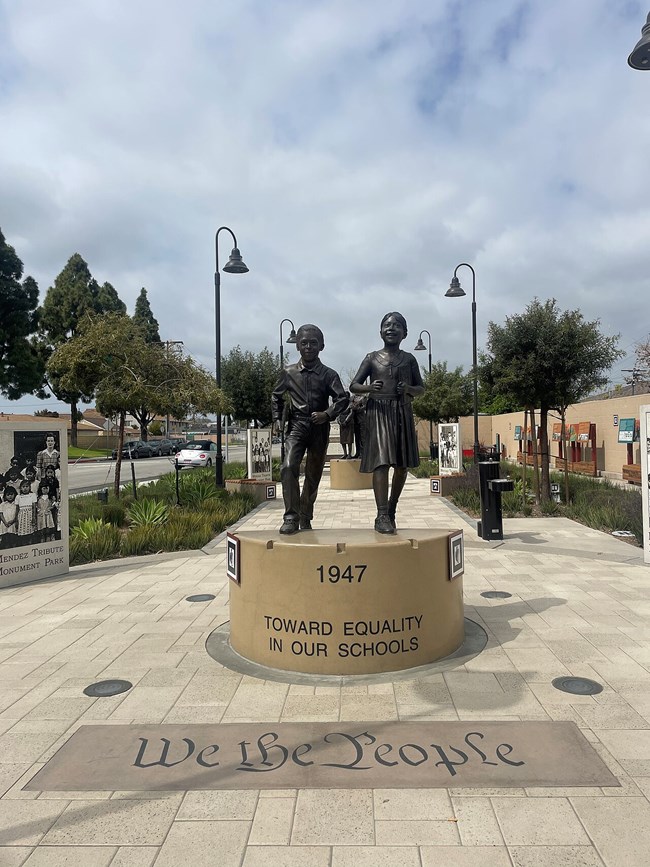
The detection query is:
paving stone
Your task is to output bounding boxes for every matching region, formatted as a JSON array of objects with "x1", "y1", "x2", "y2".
[
  {"x1": 452, "y1": 796, "x2": 504, "y2": 845},
  {"x1": 0, "y1": 801, "x2": 67, "y2": 846},
  {"x1": 40, "y1": 798, "x2": 178, "y2": 846},
  {"x1": 20, "y1": 846, "x2": 117, "y2": 866},
  {"x1": 243, "y1": 846, "x2": 331, "y2": 867},
  {"x1": 0, "y1": 848, "x2": 33, "y2": 866},
  {"x1": 375, "y1": 819, "x2": 460, "y2": 845},
  {"x1": 420, "y1": 848, "x2": 512, "y2": 867},
  {"x1": 571, "y1": 796, "x2": 650, "y2": 866},
  {"x1": 333, "y1": 846, "x2": 421, "y2": 866},
  {"x1": 291, "y1": 790, "x2": 373, "y2": 845},
  {"x1": 152, "y1": 820, "x2": 250, "y2": 867},
  {"x1": 373, "y1": 788, "x2": 452, "y2": 820},
  {"x1": 177, "y1": 790, "x2": 258, "y2": 820},
  {"x1": 491, "y1": 797, "x2": 590, "y2": 846},
  {"x1": 508, "y1": 846, "x2": 606, "y2": 867},
  {"x1": 248, "y1": 796, "x2": 295, "y2": 845}
]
